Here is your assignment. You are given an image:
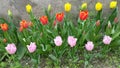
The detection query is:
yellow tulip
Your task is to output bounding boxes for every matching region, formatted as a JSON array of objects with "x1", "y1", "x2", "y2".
[
  {"x1": 81, "y1": 3, "x2": 87, "y2": 10},
  {"x1": 8, "y1": 10, "x2": 12, "y2": 16},
  {"x1": 64, "y1": 2, "x2": 71, "y2": 12},
  {"x1": 26, "y1": 4, "x2": 32, "y2": 13},
  {"x1": 110, "y1": 1, "x2": 117, "y2": 9},
  {"x1": 95, "y1": 2, "x2": 103, "y2": 11},
  {"x1": 48, "y1": 4, "x2": 52, "y2": 12}
]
